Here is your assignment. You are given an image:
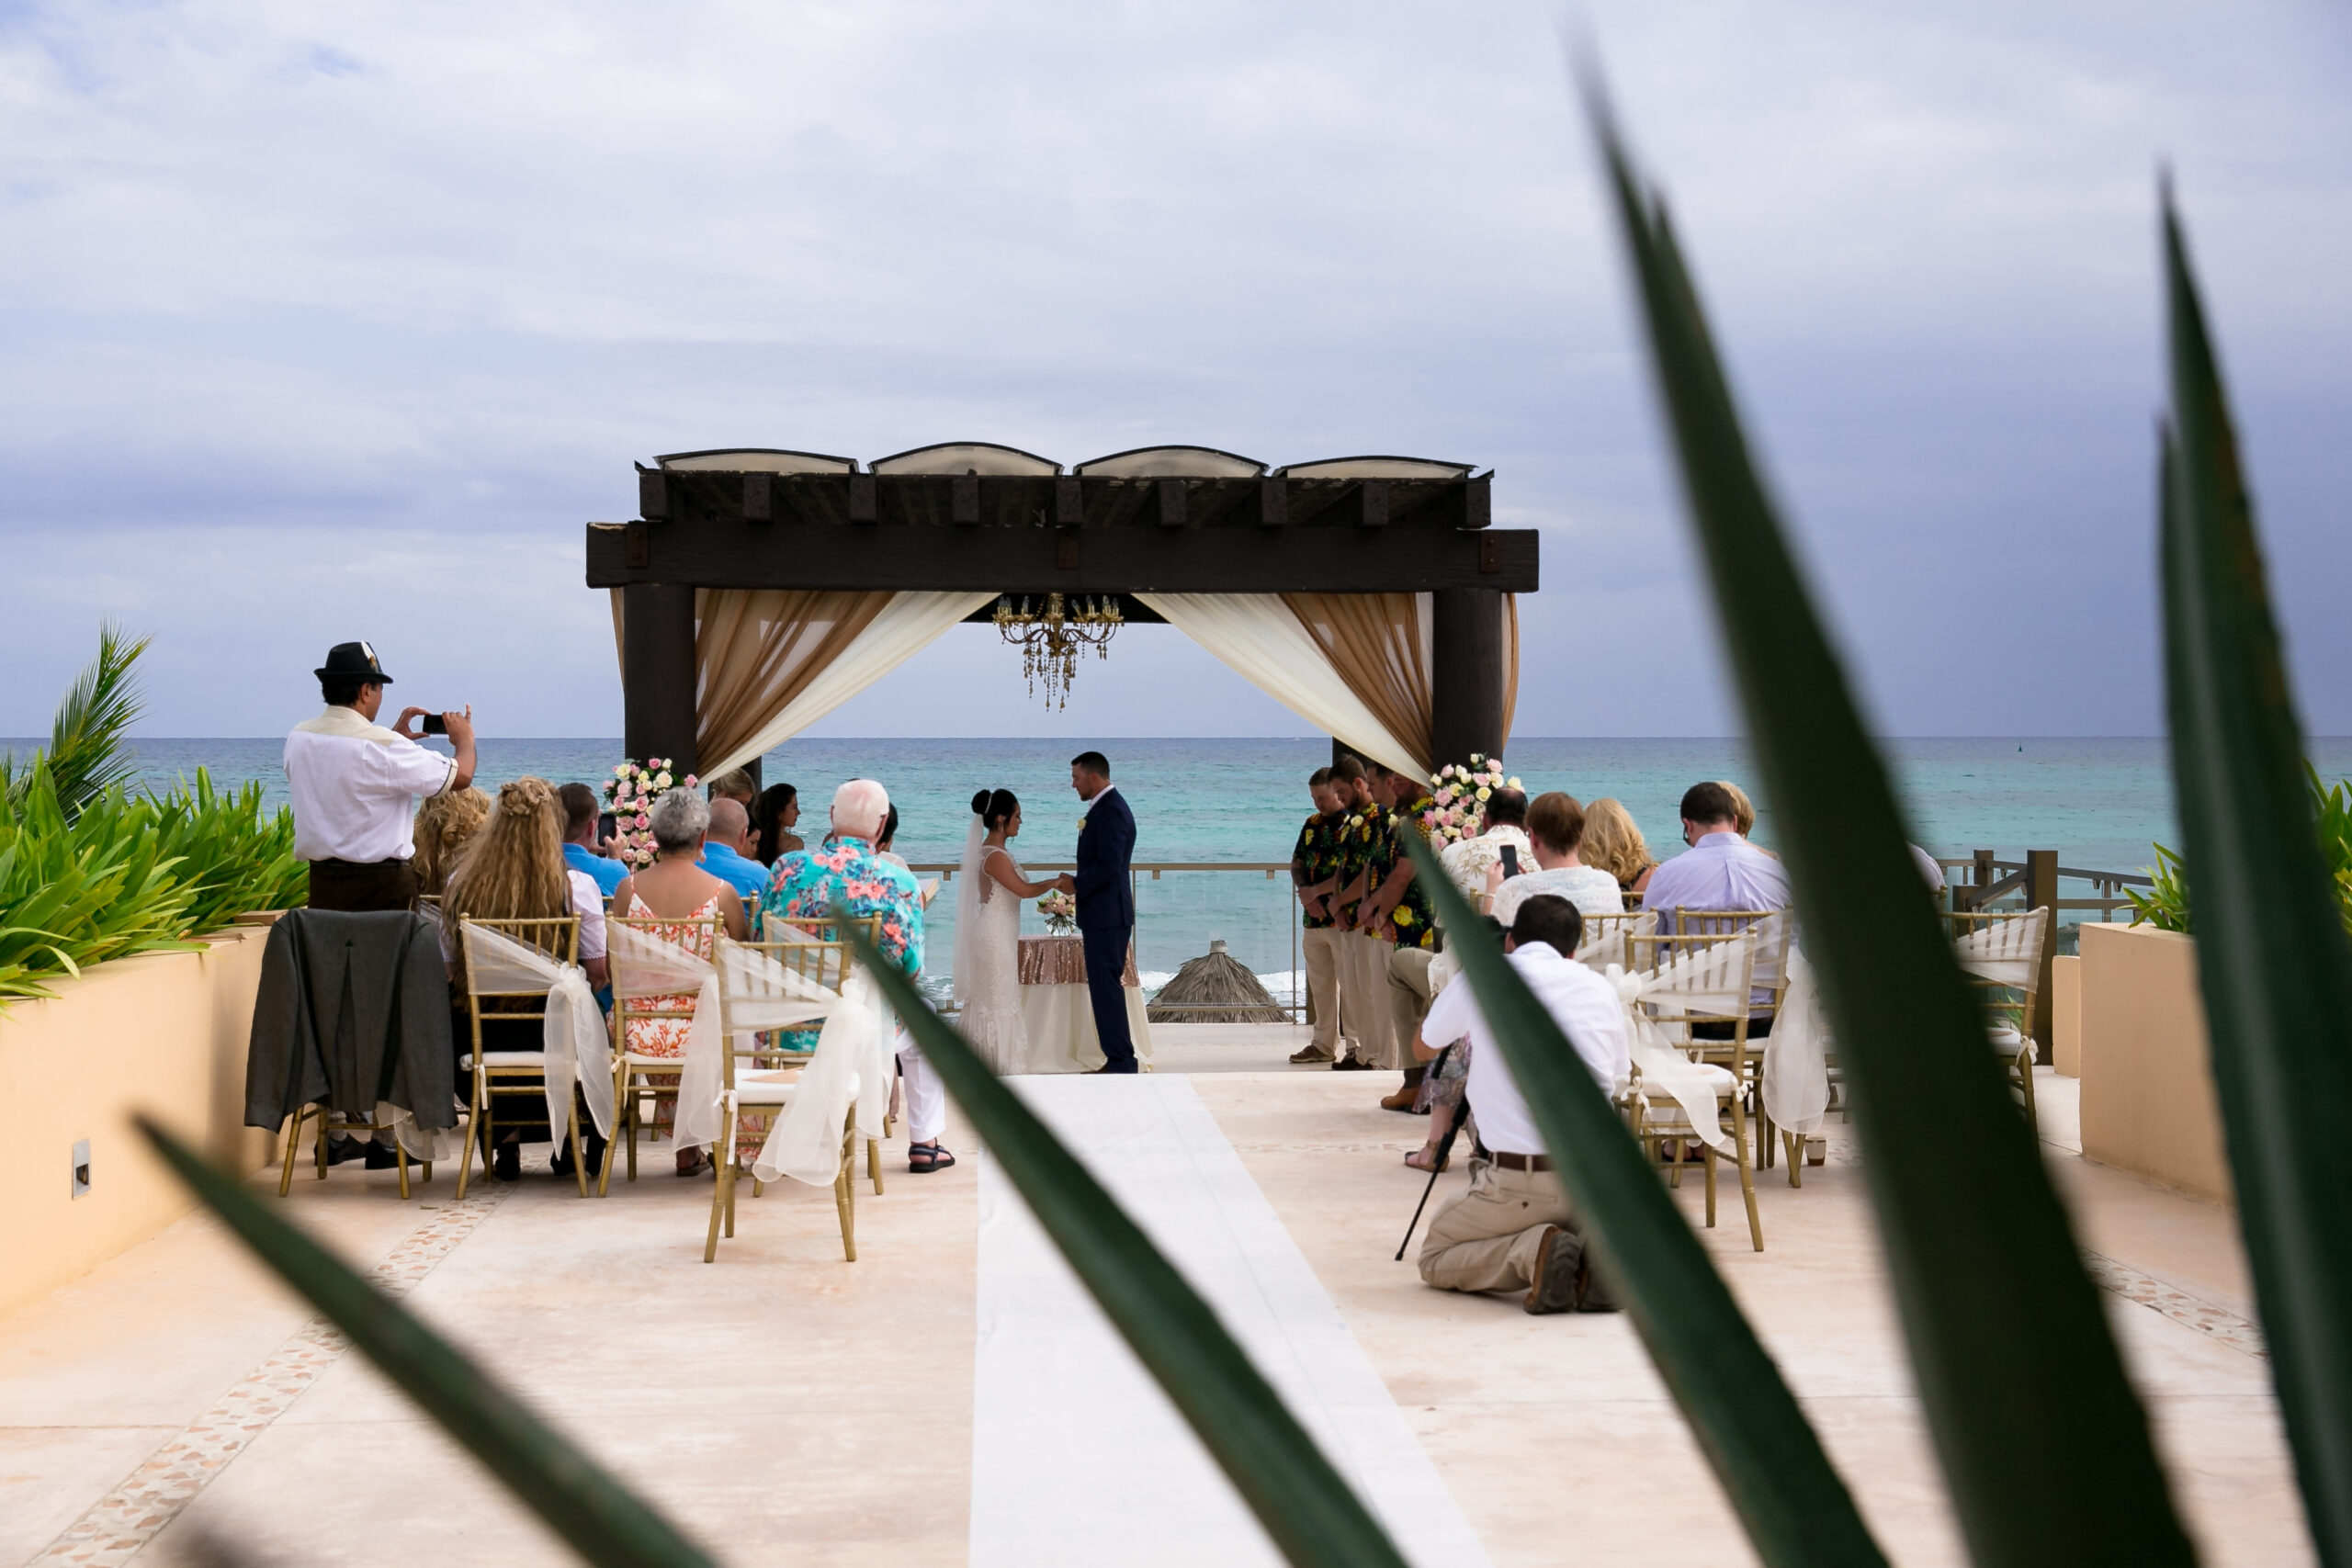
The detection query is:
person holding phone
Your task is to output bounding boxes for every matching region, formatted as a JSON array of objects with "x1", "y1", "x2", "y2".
[
  {"x1": 285, "y1": 641, "x2": 477, "y2": 912},
  {"x1": 1485, "y1": 793, "x2": 1626, "y2": 926}
]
